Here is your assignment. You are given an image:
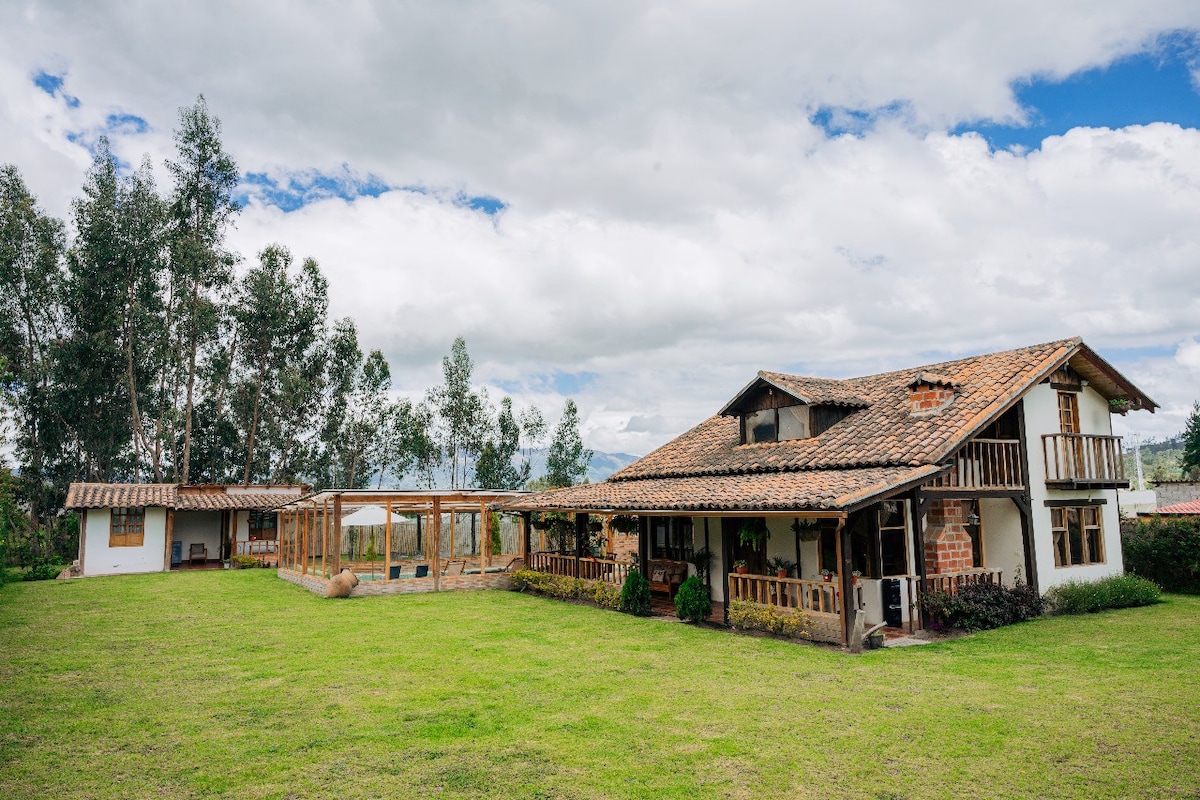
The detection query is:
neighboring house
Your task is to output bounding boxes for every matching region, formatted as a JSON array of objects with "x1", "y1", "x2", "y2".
[
  {"x1": 502, "y1": 337, "x2": 1156, "y2": 644},
  {"x1": 1152, "y1": 480, "x2": 1200, "y2": 508},
  {"x1": 65, "y1": 483, "x2": 307, "y2": 577}
]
